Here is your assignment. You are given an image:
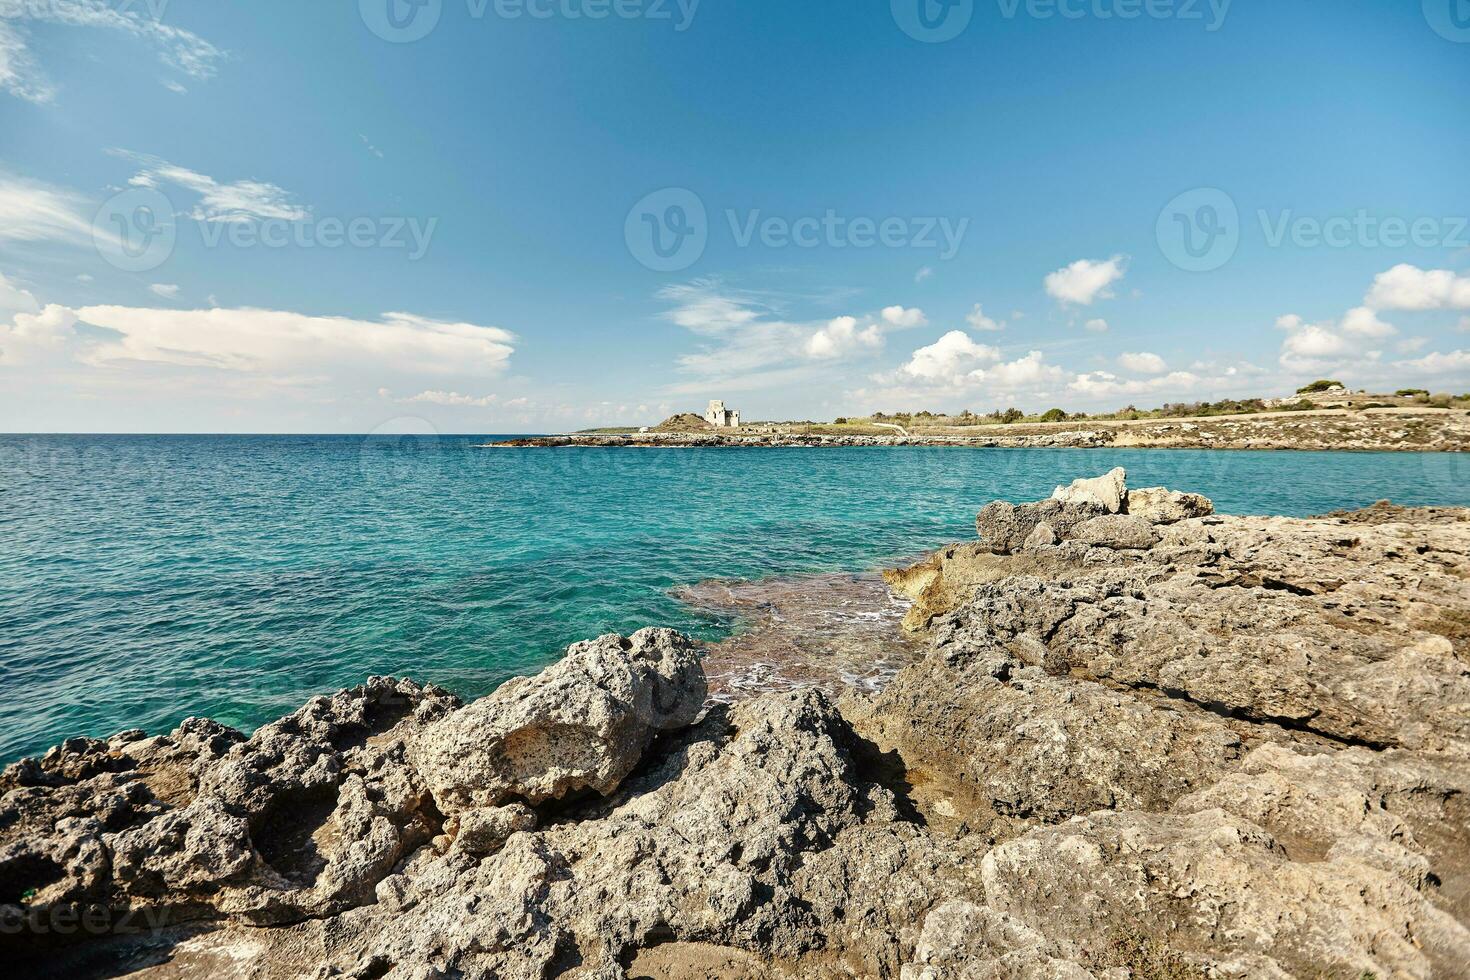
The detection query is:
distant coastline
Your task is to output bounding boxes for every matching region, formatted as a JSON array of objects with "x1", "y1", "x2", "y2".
[{"x1": 484, "y1": 406, "x2": 1470, "y2": 453}]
